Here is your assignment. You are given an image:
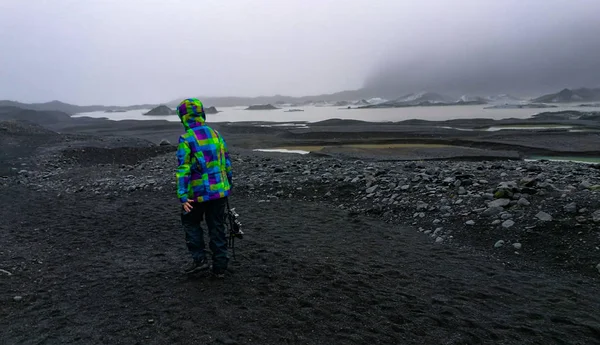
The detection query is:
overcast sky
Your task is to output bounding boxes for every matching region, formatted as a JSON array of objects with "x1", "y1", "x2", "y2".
[{"x1": 1, "y1": 0, "x2": 599, "y2": 105}]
